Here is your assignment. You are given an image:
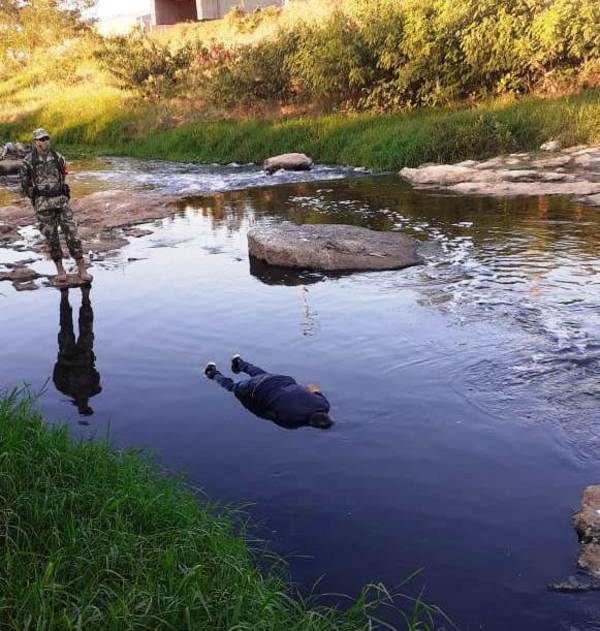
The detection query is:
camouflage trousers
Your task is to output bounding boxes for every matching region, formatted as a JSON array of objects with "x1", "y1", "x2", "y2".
[{"x1": 36, "y1": 205, "x2": 83, "y2": 262}]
